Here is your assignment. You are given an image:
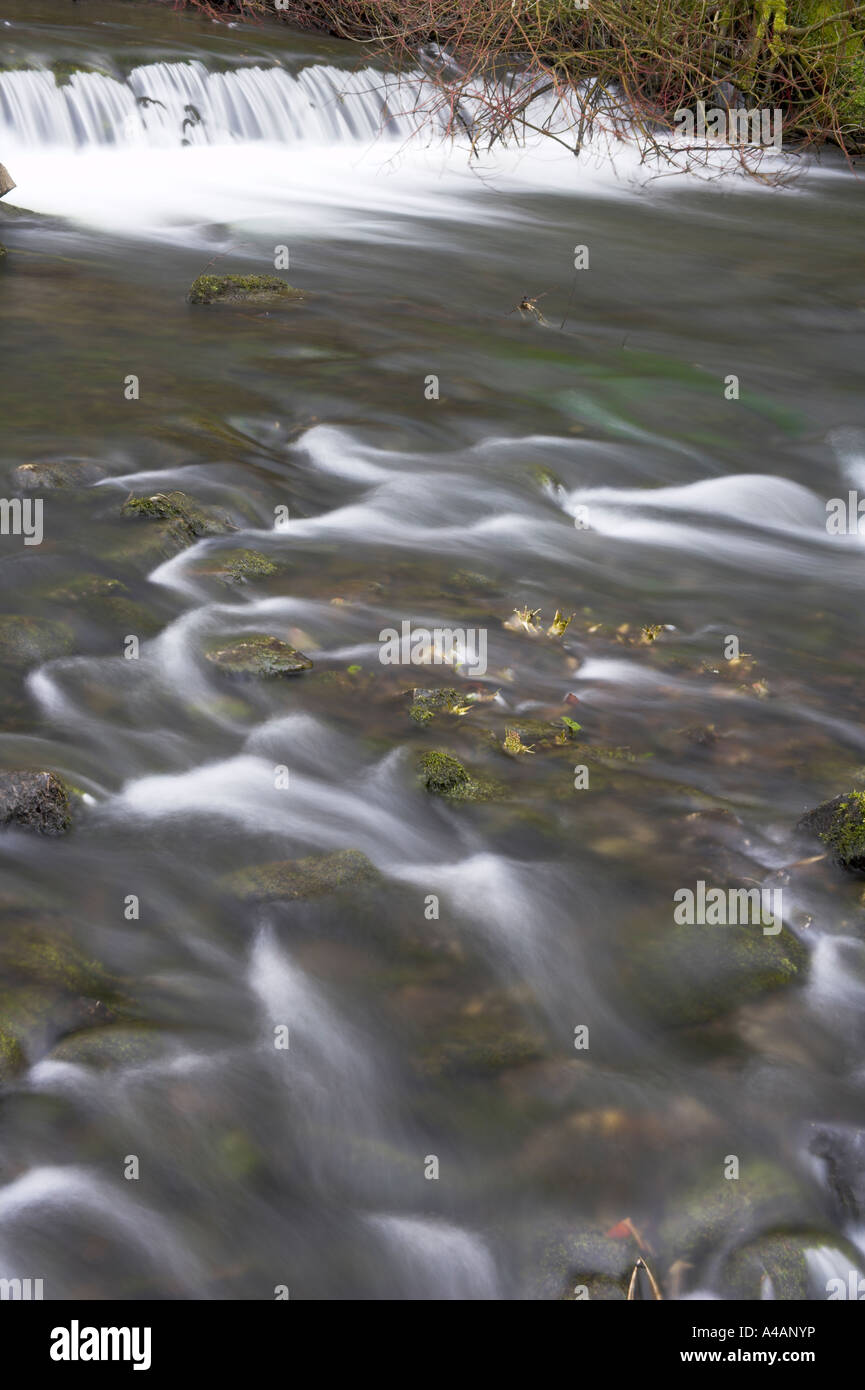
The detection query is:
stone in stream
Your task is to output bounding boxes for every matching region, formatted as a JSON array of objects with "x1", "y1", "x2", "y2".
[
  {"x1": 14, "y1": 459, "x2": 107, "y2": 490},
  {"x1": 189, "y1": 548, "x2": 279, "y2": 586},
  {"x1": 798, "y1": 790, "x2": 865, "y2": 870},
  {"x1": 0, "y1": 771, "x2": 72, "y2": 835},
  {"x1": 0, "y1": 920, "x2": 135, "y2": 1082},
  {"x1": 121, "y1": 490, "x2": 237, "y2": 543},
  {"x1": 0, "y1": 615, "x2": 74, "y2": 668},
  {"x1": 623, "y1": 909, "x2": 808, "y2": 1027},
  {"x1": 418, "y1": 749, "x2": 505, "y2": 802},
  {"x1": 220, "y1": 849, "x2": 378, "y2": 902},
  {"x1": 524, "y1": 1224, "x2": 633, "y2": 1300},
  {"x1": 204, "y1": 634, "x2": 313, "y2": 678},
  {"x1": 187, "y1": 274, "x2": 305, "y2": 307}
]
